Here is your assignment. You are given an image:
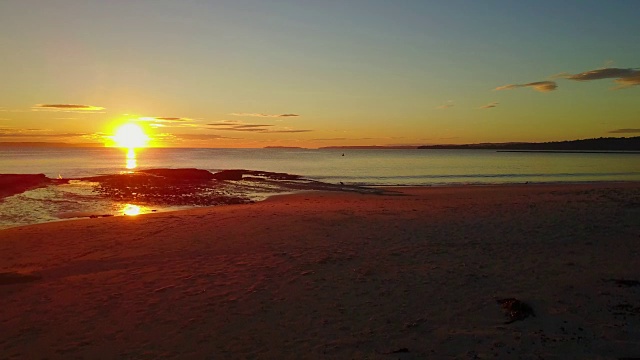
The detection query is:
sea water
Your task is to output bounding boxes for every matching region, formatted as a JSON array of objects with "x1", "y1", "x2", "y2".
[{"x1": 1, "y1": 147, "x2": 639, "y2": 228}]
